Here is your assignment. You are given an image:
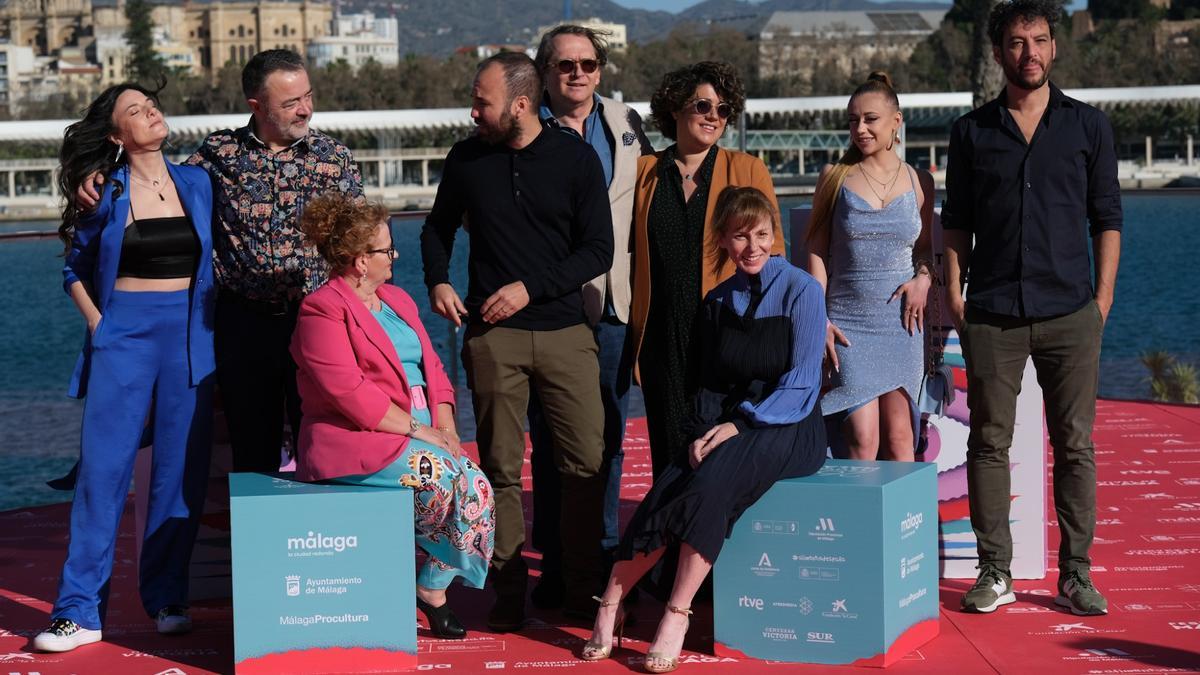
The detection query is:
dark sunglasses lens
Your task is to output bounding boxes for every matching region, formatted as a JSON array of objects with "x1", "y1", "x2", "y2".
[
  {"x1": 557, "y1": 59, "x2": 599, "y2": 74},
  {"x1": 693, "y1": 99, "x2": 713, "y2": 115},
  {"x1": 716, "y1": 103, "x2": 733, "y2": 119}
]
